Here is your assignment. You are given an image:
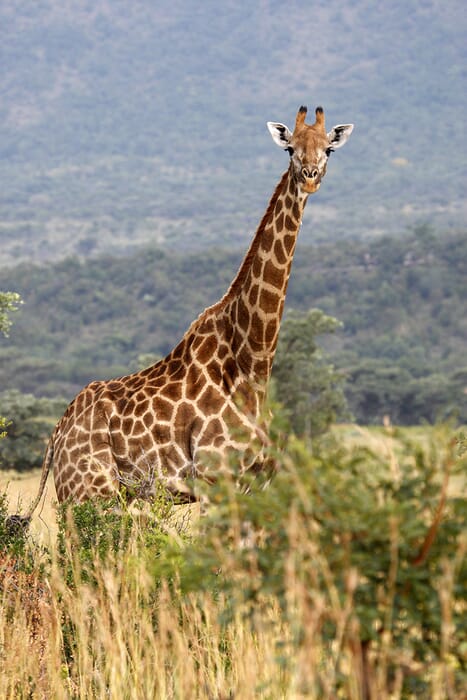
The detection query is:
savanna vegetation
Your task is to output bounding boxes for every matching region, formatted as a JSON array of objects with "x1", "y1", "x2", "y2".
[
  {"x1": 1, "y1": 250, "x2": 465, "y2": 698},
  {"x1": 1, "y1": 226, "x2": 465, "y2": 470},
  {"x1": 1, "y1": 3, "x2": 465, "y2": 696},
  {"x1": 0, "y1": 423, "x2": 465, "y2": 699}
]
